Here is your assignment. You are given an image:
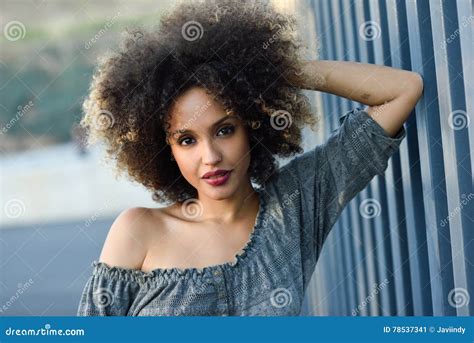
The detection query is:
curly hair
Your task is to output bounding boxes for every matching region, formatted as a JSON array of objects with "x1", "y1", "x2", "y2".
[{"x1": 80, "y1": 0, "x2": 318, "y2": 205}]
